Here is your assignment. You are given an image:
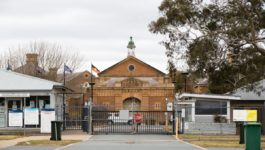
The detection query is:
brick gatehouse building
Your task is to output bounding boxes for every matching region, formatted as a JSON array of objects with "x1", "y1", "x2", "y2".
[{"x1": 92, "y1": 37, "x2": 175, "y2": 111}]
